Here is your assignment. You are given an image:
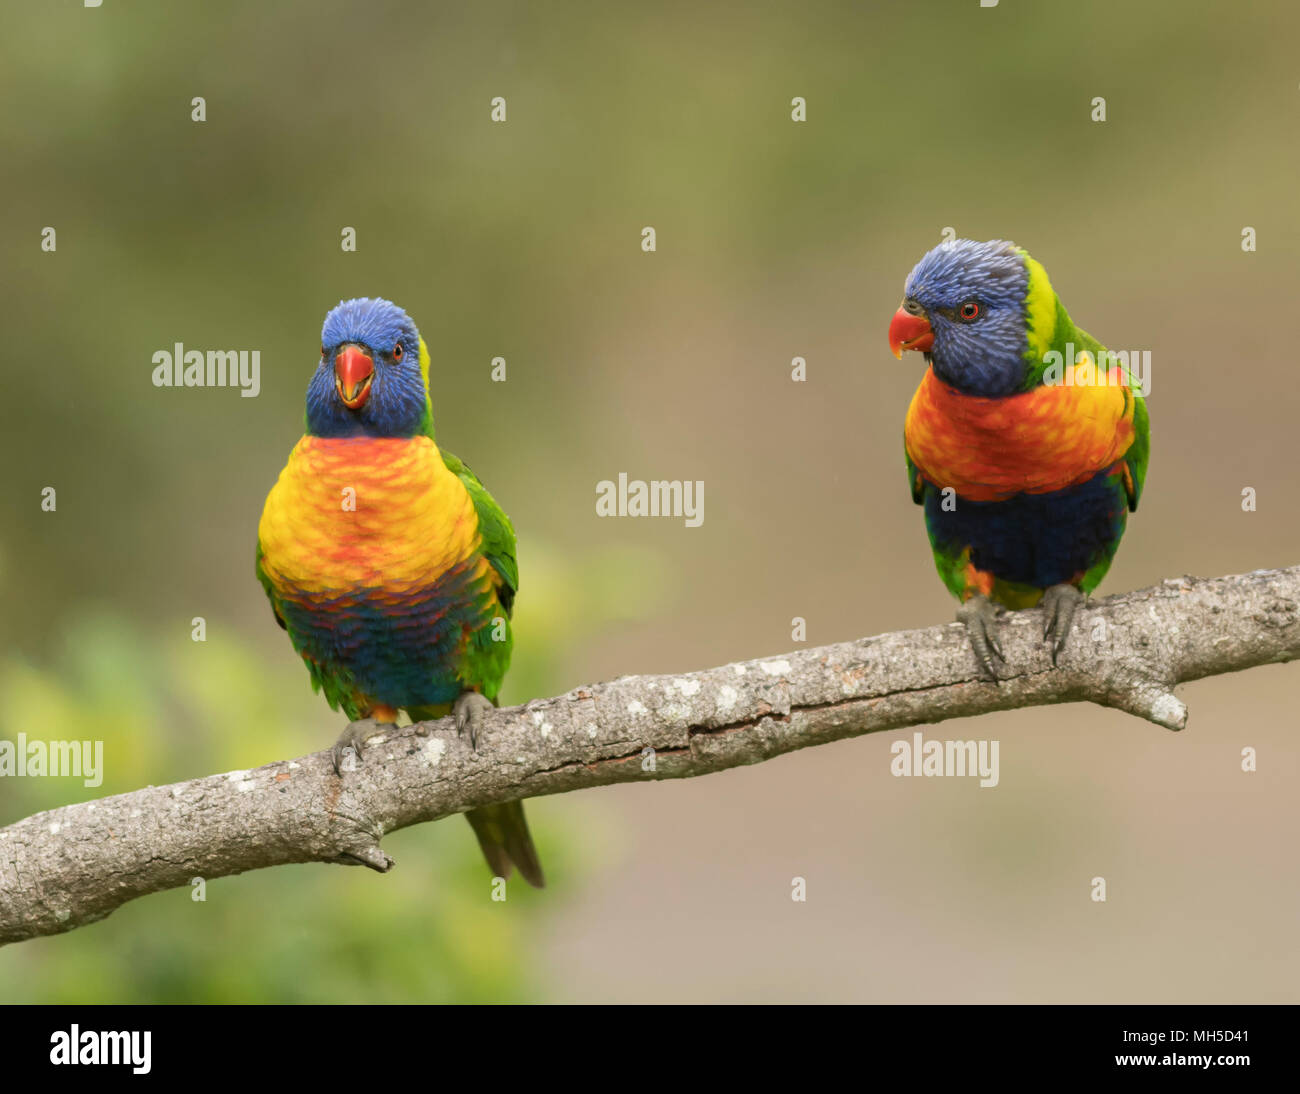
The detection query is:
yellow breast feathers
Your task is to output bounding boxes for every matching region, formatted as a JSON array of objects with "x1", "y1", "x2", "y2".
[{"x1": 257, "y1": 435, "x2": 482, "y2": 594}]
